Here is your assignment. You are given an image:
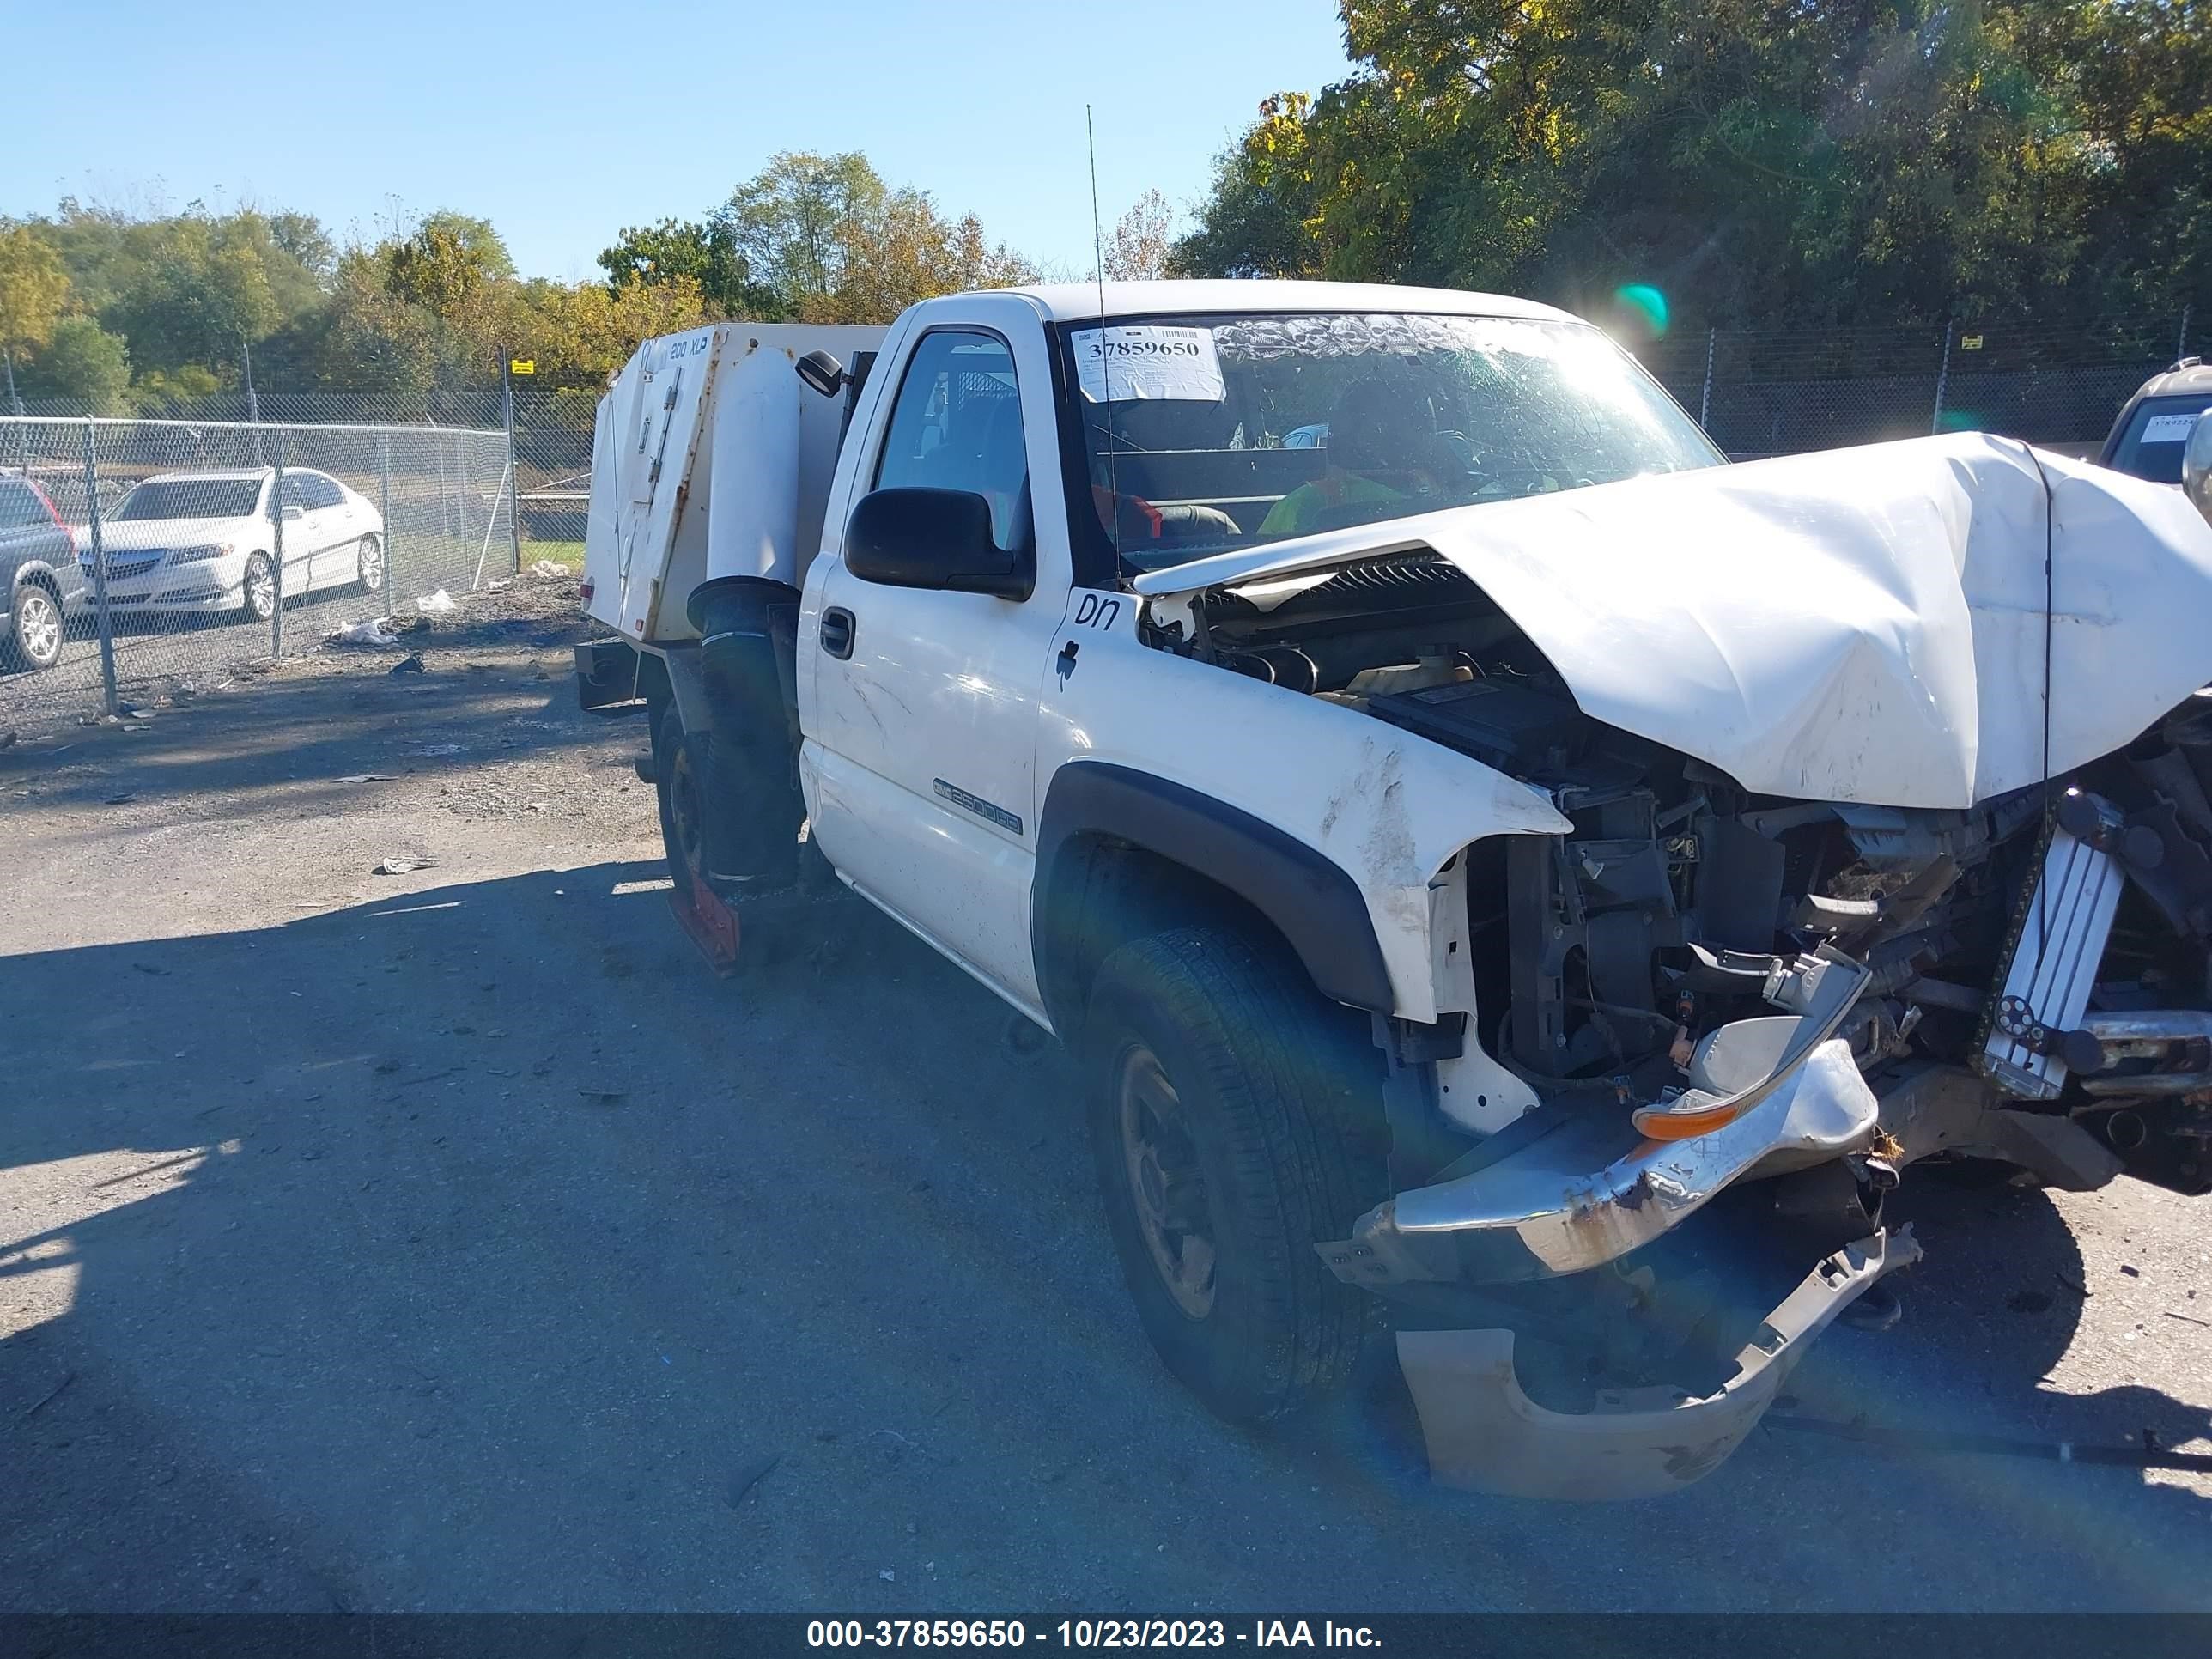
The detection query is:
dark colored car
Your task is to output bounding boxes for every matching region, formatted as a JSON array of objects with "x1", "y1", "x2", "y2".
[
  {"x1": 2100, "y1": 357, "x2": 2212, "y2": 485},
  {"x1": 0, "y1": 471, "x2": 84, "y2": 672}
]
